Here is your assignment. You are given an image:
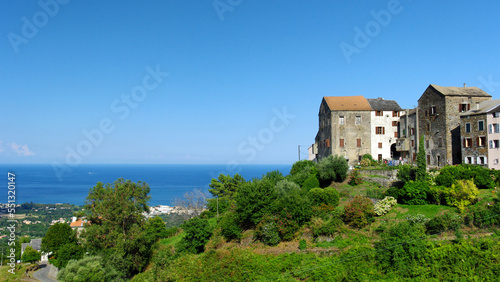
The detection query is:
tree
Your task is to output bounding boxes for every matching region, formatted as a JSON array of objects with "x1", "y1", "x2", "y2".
[
  {"x1": 54, "y1": 243, "x2": 85, "y2": 269},
  {"x1": 206, "y1": 174, "x2": 246, "y2": 216},
  {"x1": 416, "y1": 135, "x2": 427, "y2": 181},
  {"x1": 173, "y1": 189, "x2": 208, "y2": 221},
  {"x1": 82, "y1": 178, "x2": 154, "y2": 277},
  {"x1": 57, "y1": 256, "x2": 121, "y2": 282},
  {"x1": 41, "y1": 223, "x2": 78, "y2": 259},
  {"x1": 317, "y1": 155, "x2": 349, "y2": 186},
  {"x1": 234, "y1": 178, "x2": 277, "y2": 228},
  {"x1": 145, "y1": 216, "x2": 168, "y2": 241},
  {"x1": 176, "y1": 217, "x2": 213, "y2": 254},
  {"x1": 22, "y1": 246, "x2": 41, "y2": 263}
]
